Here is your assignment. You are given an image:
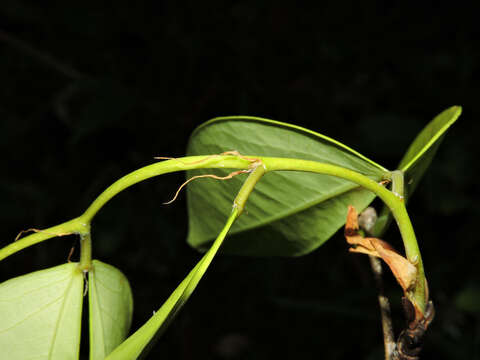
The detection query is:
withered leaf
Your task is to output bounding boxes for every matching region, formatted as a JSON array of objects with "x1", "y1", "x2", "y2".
[{"x1": 345, "y1": 205, "x2": 417, "y2": 293}]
